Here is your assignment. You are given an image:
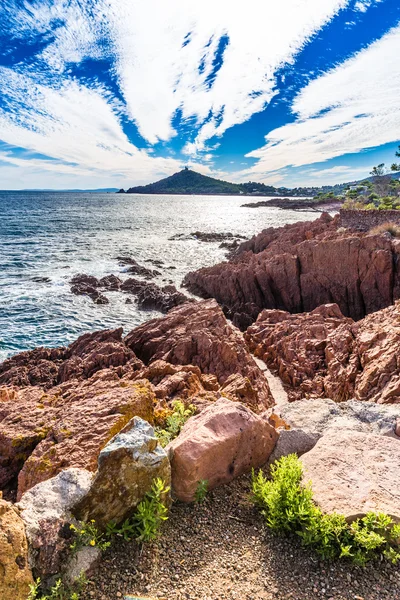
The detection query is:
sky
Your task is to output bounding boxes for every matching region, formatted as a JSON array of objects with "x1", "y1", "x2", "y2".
[{"x1": 0, "y1": 0, "x2": 399, "y2": 190}]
